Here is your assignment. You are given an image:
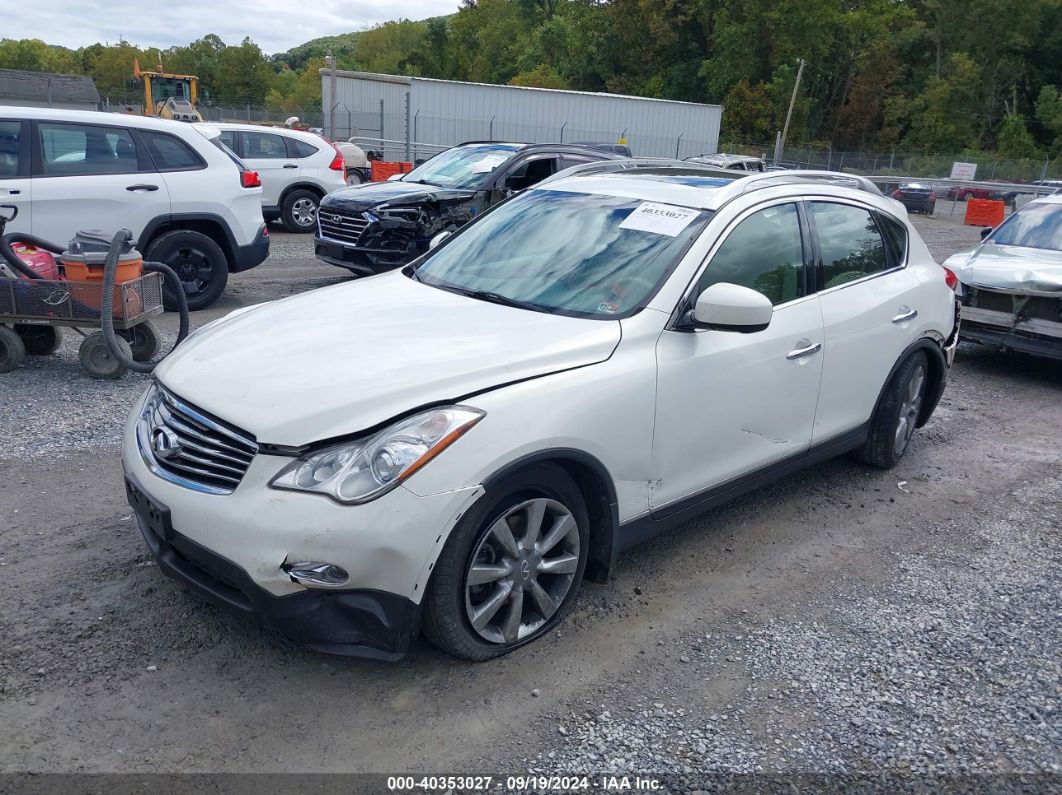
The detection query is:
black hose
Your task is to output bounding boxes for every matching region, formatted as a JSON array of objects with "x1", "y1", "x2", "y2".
[
  {"x1": 99, "y1": 229, "x2": 191, "y2": 373},
  {"x1": 0, "y1": 232, "x2": 66, "y2": 280}
]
